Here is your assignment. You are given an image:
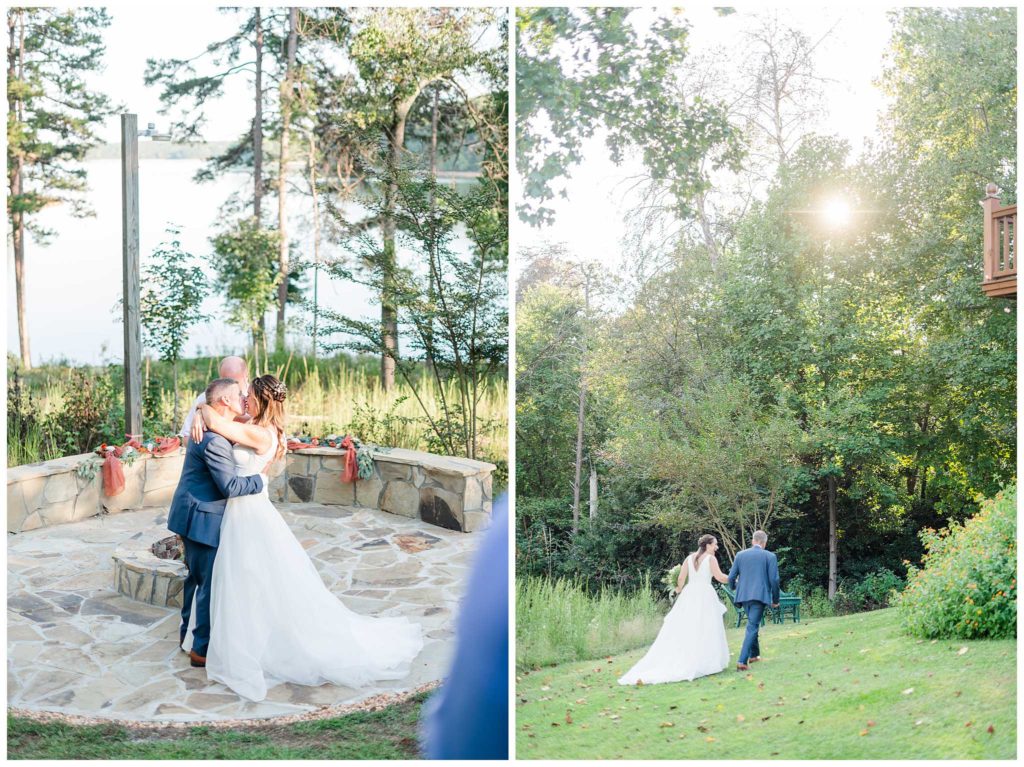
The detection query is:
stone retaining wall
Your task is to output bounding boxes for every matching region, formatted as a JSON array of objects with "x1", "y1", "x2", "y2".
[
  {"x1": 8, "y1": 446, "x2": 495, "y2": 535},
  {"x1": 7, "y1": 450, "x2": 187, "y2": 535},
  {"x1": 268, "y1": 447, "x2": 495, "y2": 533}
]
